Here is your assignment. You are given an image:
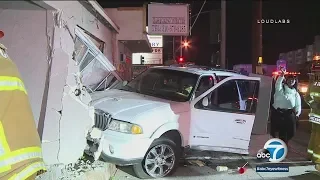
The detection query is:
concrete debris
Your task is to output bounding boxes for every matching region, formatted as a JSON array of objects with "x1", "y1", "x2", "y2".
[
  {"x1": 53, "y1": 10, "x2": 63, "y2": 28},
  {"x1": 90, "y1": 128, "x2": 102, "y2": 139},
  {"x1": 36, "y1": 155, "x2": 111, "y2": 180},
  {"x1": 84, "y1": 127, "x2": 104, "y2": 161},
  {"x1": 187, "y1": 160, "x2": 205, "y2": 167}
]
